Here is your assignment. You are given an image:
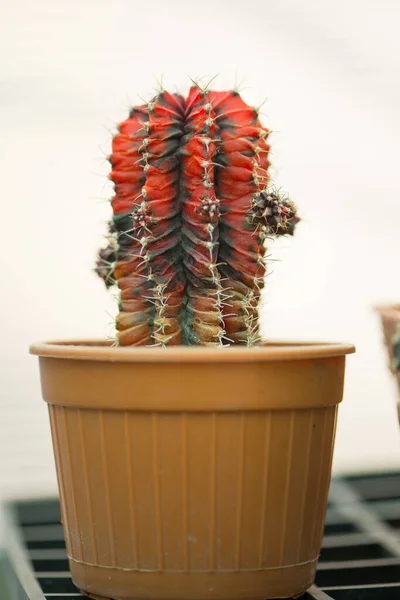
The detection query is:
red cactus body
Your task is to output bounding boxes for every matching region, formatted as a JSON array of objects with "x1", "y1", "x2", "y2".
[
  {"x1": 209, "y1": 91, "x2": 271, "y2": 344},
  {"x1": 96, "y1": 84, "x2": 299, "y2": 346},
  {"x1": 180, "y1": 86, "x2": 225, "y2": 345}
]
